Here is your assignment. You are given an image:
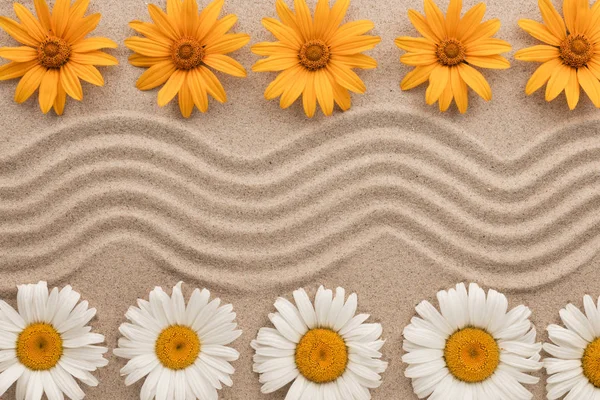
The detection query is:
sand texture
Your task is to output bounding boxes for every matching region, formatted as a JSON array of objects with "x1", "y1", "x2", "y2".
[{"x1": 1, "y1": 0, "x2": 600, "y2": 398}]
